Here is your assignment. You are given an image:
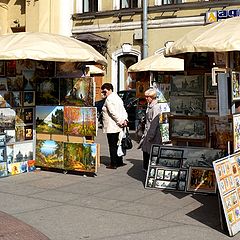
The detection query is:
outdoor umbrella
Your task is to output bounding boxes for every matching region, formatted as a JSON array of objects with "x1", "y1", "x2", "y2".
[
  {"x1": 0, "y1": 32, "x2": 107, "y2": 65},
  {"x1": 128, "y1": 51, "x2": 184, "y2": 72},
  {"x1": 165, "y1": 17, "x2": 240, "y2": 57}
]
